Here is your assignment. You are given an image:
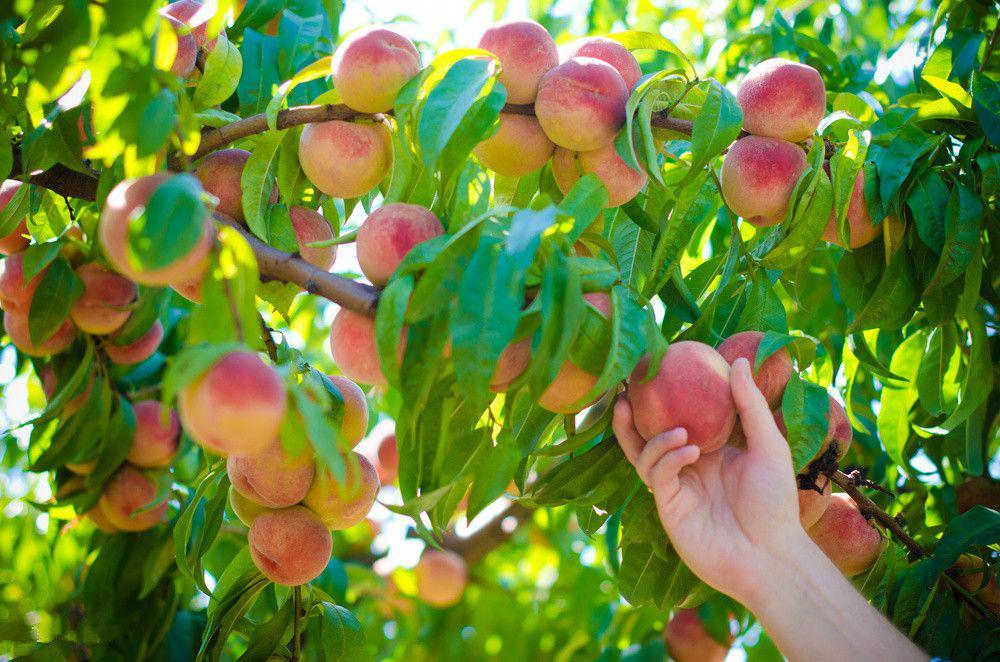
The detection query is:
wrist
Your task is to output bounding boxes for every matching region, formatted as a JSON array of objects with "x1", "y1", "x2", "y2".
[{"x1": 739, "y1": 527, "x2": 824, "y2": 611}]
